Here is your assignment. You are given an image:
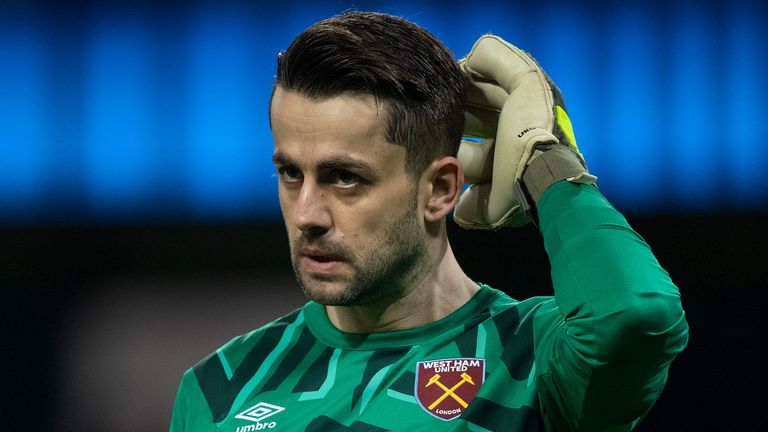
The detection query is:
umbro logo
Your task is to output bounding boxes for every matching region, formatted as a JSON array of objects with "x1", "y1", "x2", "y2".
[{"x1": 236, "y1": 401, "x2": 285, "y2": 422}]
